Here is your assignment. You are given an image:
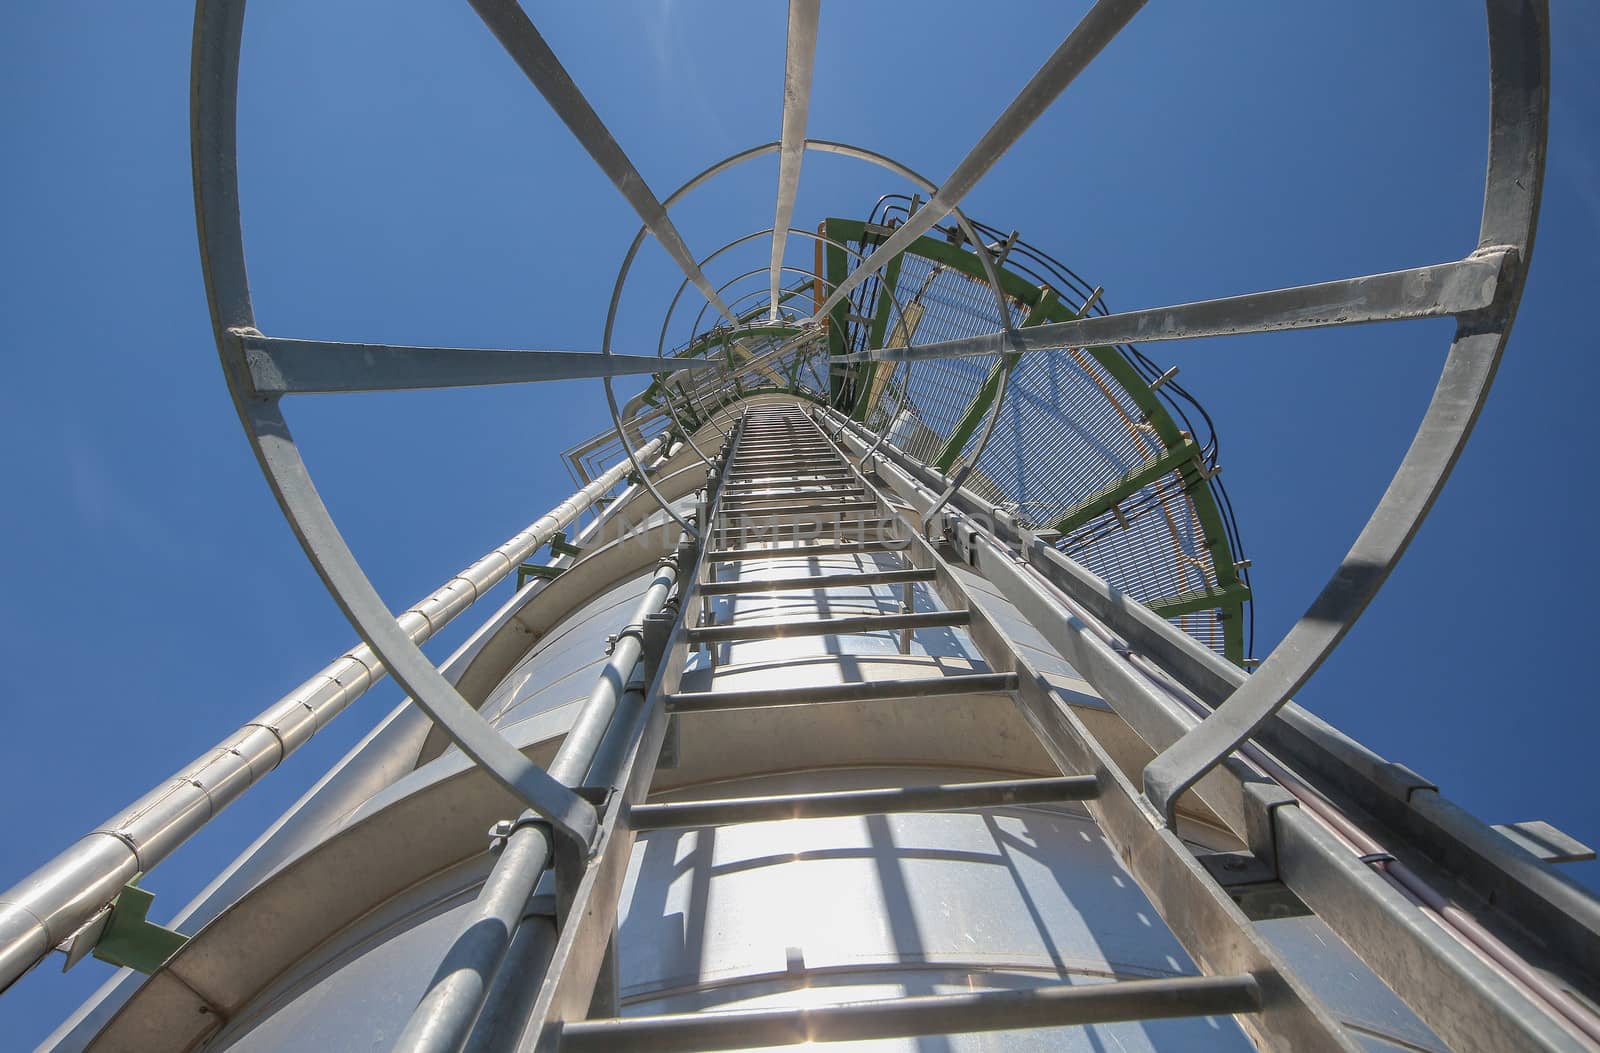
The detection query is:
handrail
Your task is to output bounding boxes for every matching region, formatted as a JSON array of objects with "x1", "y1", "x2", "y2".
[{"x1": 0, "y1": 435, "x2": 665, "y2": 993}]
